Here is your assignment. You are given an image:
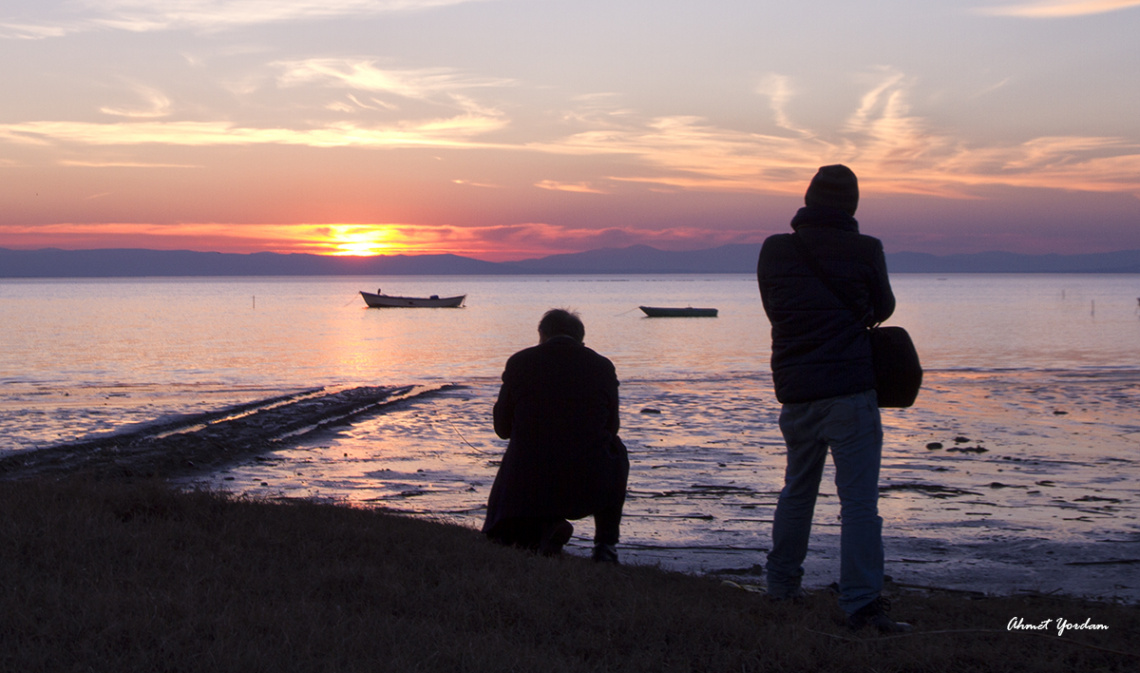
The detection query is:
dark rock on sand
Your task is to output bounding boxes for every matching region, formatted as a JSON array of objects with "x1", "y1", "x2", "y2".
[
  {"x1": 879, "y1": 483, "x2": 980, "y2": 498},
  {"x1": 946, "y1": 445, "x2": 988, "y2": 454}
]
